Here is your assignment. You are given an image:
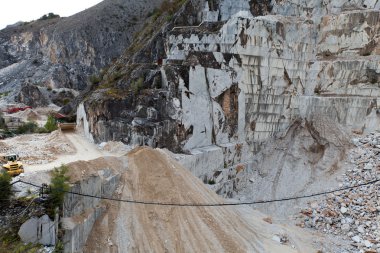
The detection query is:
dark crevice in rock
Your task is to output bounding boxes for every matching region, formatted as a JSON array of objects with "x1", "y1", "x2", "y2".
[
  {"x1": 216, "y1": 84, "x2": 240, "y2": 139},
  {"x1": 248, "y1": 0, "x2": 273, "y2": 16},
  {"x1": 186, "y1": 52, "x2": 221, "y2": 69},
  {"x1": 239, "y1": 28, "x2": 249, "y2": 47}
]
